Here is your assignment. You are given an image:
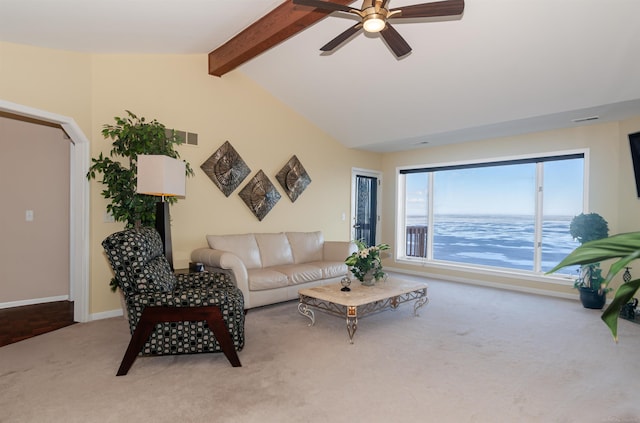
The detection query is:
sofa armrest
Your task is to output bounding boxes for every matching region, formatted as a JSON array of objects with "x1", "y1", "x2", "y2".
[
  {"x1": 191, "y1": 248, "x2": 251, "y2": 307},
  {"x1": 323, "y1": 241, "x2": 357, "y2": 262}
]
